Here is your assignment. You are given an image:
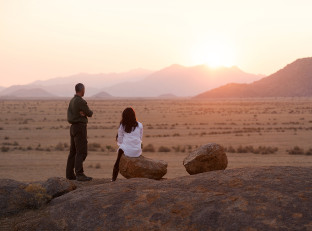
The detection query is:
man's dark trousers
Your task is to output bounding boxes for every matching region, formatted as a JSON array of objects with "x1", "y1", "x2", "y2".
[{"x1": 66, "y1": 123, "x2": 88, "y2": 178}]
